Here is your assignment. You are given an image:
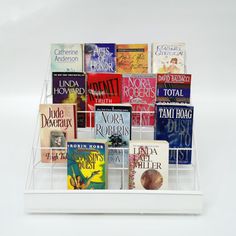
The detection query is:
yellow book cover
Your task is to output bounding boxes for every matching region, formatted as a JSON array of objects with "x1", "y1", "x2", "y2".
[{"x1": 116, "y1": 44, "x2": 148, "y2": 74}]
